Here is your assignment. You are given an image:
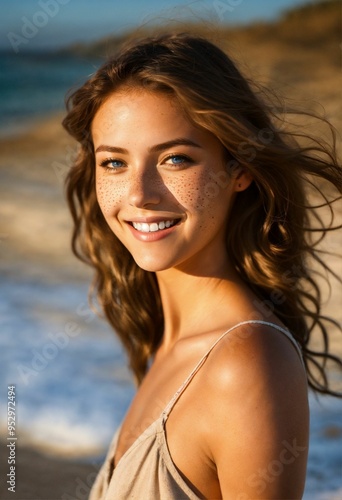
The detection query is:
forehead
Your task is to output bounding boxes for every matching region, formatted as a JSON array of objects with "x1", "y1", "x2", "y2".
[
  {"x1": 91, "y1": 89, "x2": 222, "y2": 154},
  {"x1": 92, "y1": 89, "x2": 187, "y2": 135}
]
